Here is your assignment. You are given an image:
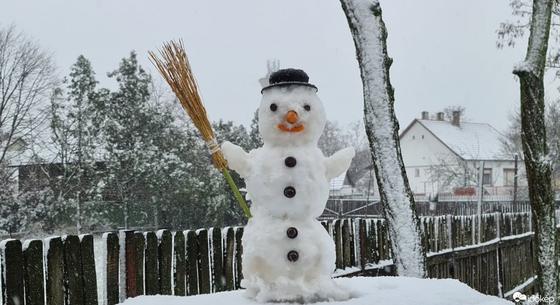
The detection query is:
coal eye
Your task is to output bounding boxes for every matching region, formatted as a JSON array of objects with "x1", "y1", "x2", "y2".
[
  {"x1": 304, "y1": 104, "x2": 311, "y2": 111},
  {"x1": 270, "y1": 103, "x2": 278, "y2": 112}
]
